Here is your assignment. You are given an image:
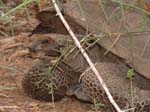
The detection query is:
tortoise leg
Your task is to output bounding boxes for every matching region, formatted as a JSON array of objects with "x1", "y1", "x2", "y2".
[
  {"x1": 66, "y1": 84, "x2": 92, "y2": 103},
  {"x1": 22, "y1": 57, "x2": 71, "y2": 102}
]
